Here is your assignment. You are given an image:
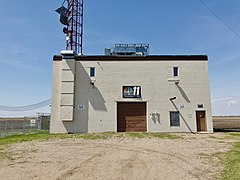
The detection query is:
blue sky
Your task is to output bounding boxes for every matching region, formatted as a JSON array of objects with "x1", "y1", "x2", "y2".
[{"x1": 0, "y1": 0, "x2": 240, "y2": 117}]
